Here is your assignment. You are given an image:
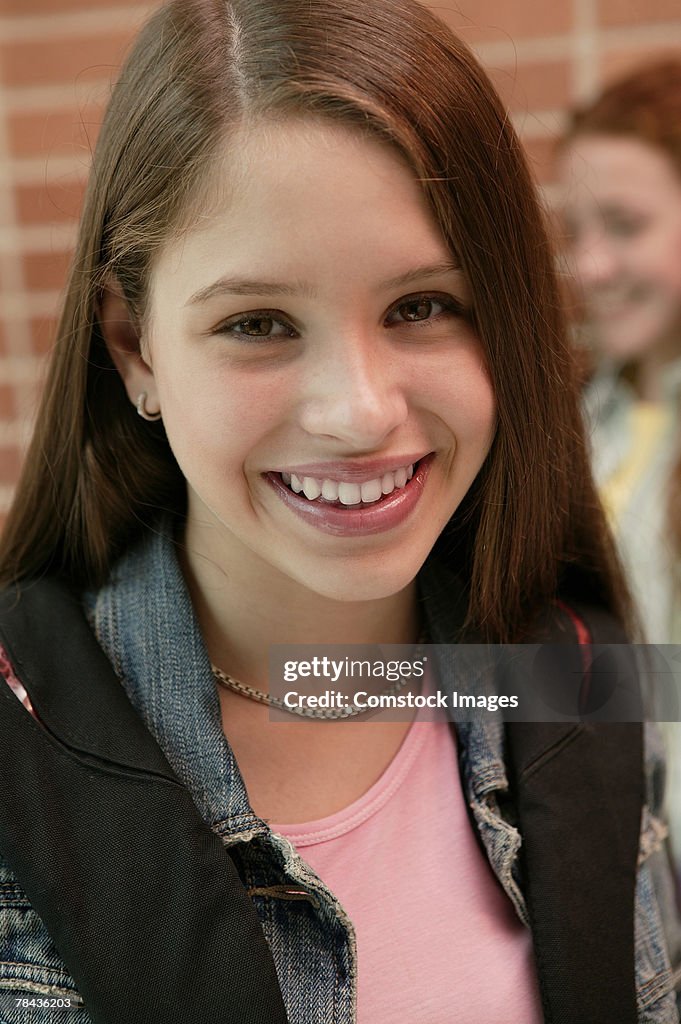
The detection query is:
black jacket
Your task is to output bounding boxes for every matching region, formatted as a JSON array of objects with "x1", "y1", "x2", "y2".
[{"x1": 0, "y1": 578, "x2": 643, "y2": 1023}]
